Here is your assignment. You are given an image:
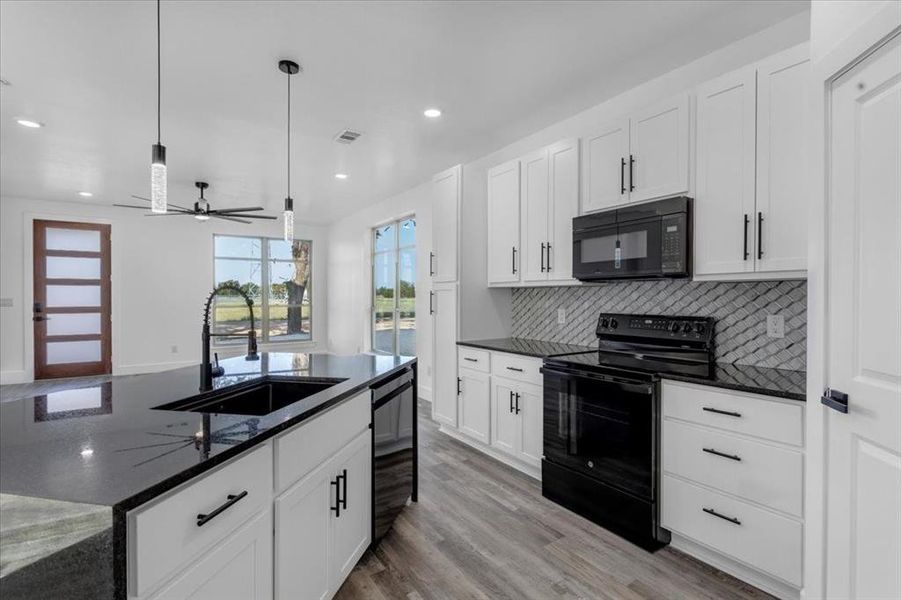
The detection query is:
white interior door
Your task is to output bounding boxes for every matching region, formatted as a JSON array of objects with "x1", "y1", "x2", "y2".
[
  {"x1": 431, "y1": 165, "x2": 461, "y2": 283},
  {"x1": 756, "y1": 44, "x2": 811, "y2": 273},
  {"x1": 694, "y1": 66, "x2": 758, "y2": 276},
  {"x1": 825, "y1": 33, "x2": 901, "y2": 600},
  {"x1": 547, "y1": 138, "x2": 579, "y2": 281},
  {"x1": 581, "y1": 118, "x2": 630, "y2": 213},
  {"x1": 520, "y1": 148, "x2": 550, "y2": 282},
  {"x1": 487, "y1": 160, "x2": 521, "y2": 284}
]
